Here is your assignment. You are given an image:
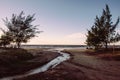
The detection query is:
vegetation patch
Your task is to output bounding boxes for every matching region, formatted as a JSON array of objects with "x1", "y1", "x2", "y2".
[{"x1": 0, "y1": 48, "x2": 34, "y2": 78}]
